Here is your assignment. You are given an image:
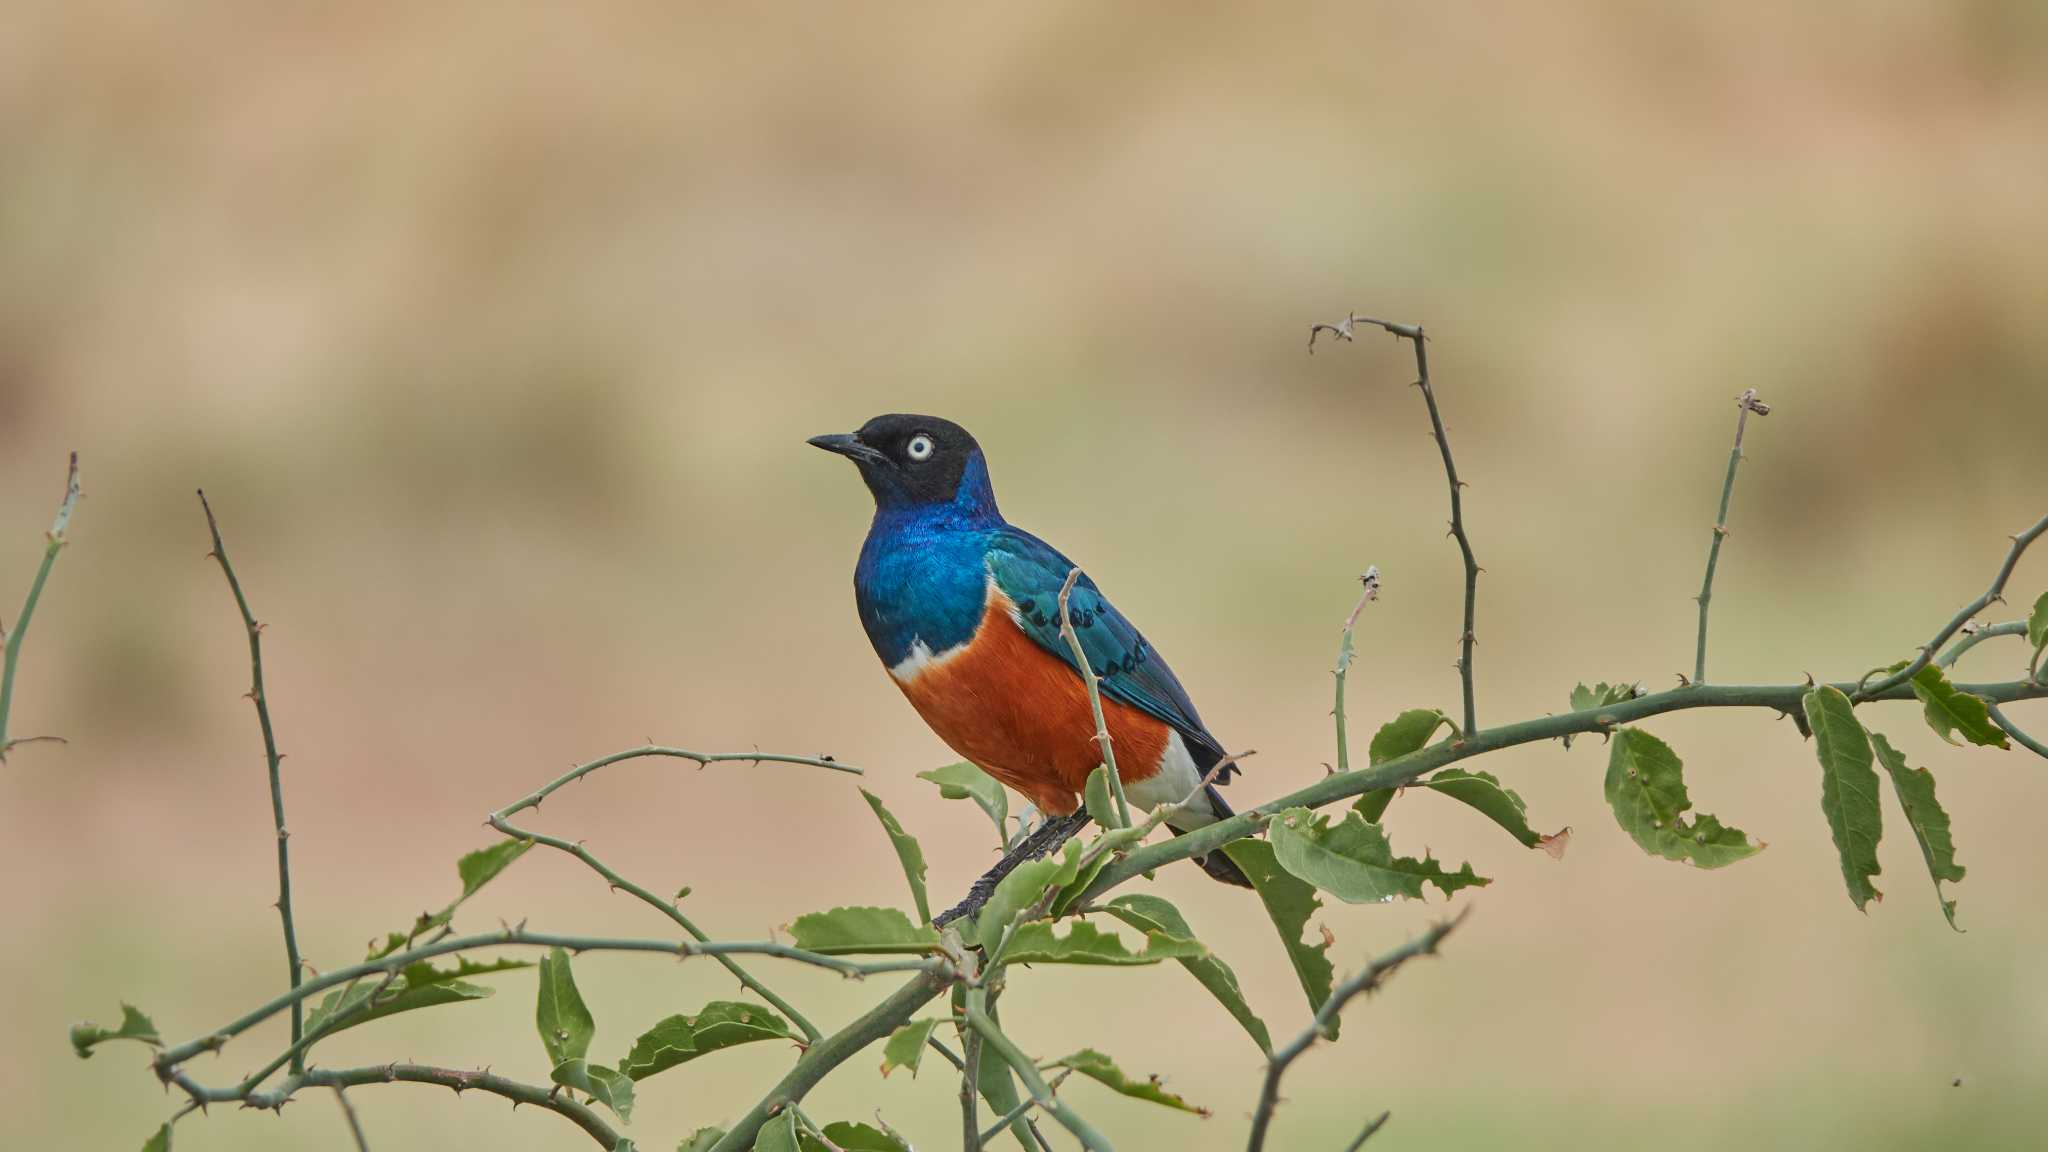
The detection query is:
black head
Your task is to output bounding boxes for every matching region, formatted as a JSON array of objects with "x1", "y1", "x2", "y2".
[{"x1": 807, "y1": 414, "x2": 996, "y2": 515}]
